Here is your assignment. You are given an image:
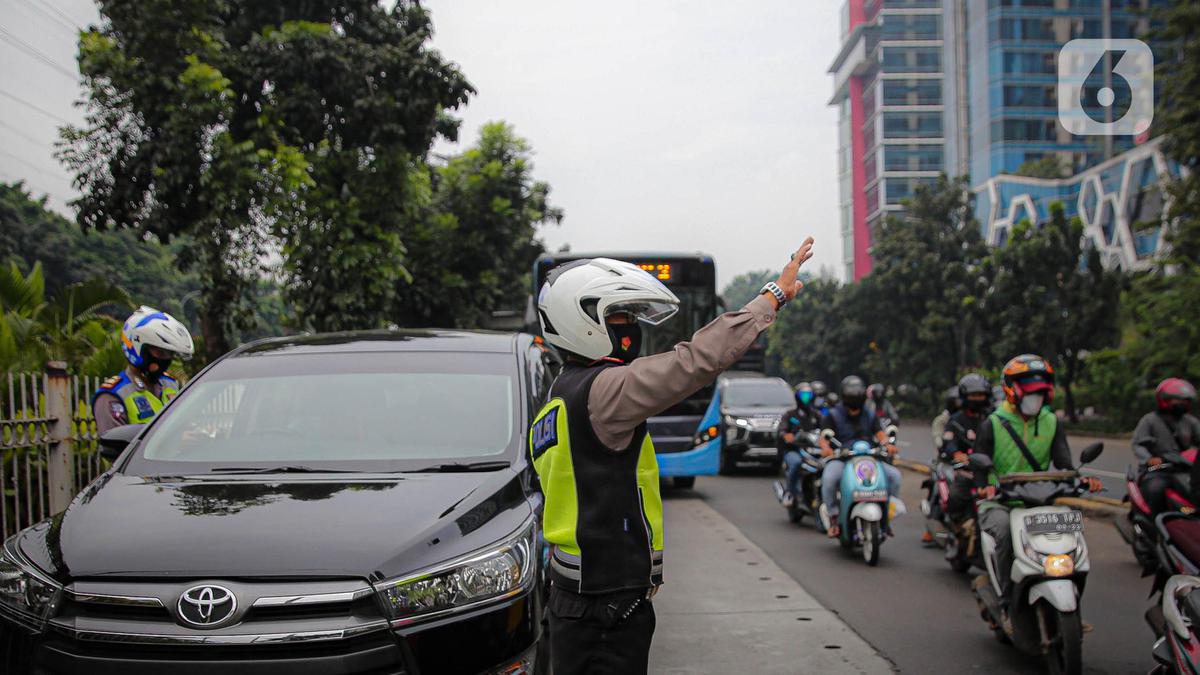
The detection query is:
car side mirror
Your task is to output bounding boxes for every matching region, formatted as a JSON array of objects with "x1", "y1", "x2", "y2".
[
  {"x1": 99, "y1": 424, "x2": 141, "y2": 462},
  {"x1": 967, "y1": 453, "x2": 993, "y2": 472},
  {"x1": 1079, "y1": 442, "x2": 1104, "y2": 465}
]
